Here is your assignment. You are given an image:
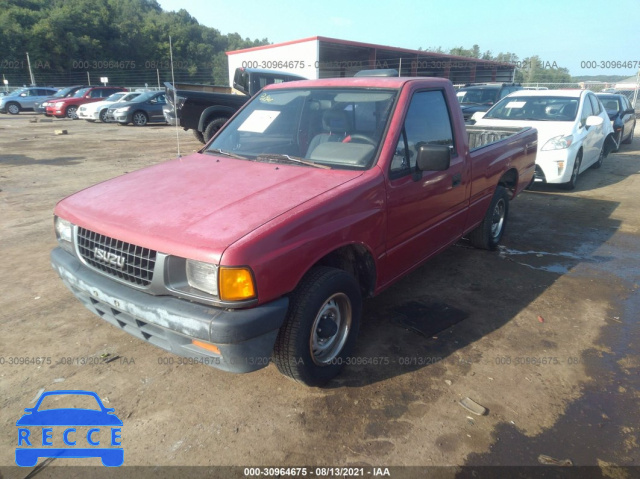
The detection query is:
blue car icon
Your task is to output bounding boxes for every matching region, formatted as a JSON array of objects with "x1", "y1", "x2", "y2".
[{"x1": 16, "y1": 390, "x2": 123, "y2": 467}]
